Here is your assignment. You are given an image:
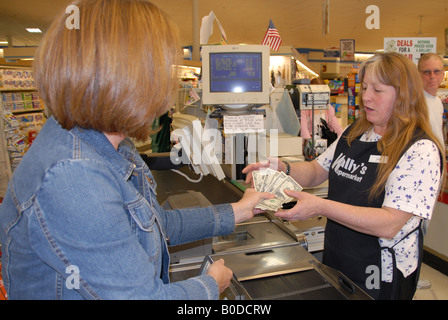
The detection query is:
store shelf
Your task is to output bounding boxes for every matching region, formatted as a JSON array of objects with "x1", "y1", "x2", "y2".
[{"x1": 0, "y1": 68, "x2": 46, "y2": 197}]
